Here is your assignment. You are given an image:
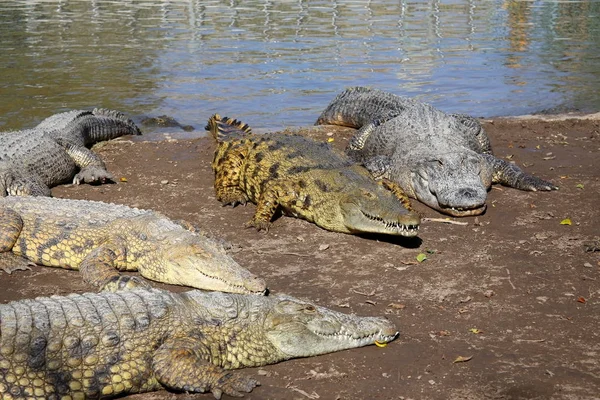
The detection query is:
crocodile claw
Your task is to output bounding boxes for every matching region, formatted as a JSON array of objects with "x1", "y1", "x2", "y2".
[{"x1": 73, "y1": 166, "x2": 114, "y2": 185}]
